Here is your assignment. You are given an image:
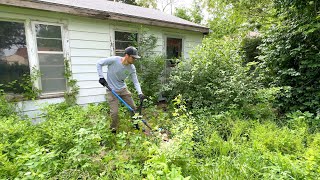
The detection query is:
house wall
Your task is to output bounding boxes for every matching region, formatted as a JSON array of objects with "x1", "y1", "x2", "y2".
[{"x1": 0, "y1": 5, "x2": 204, "y2": 118}]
